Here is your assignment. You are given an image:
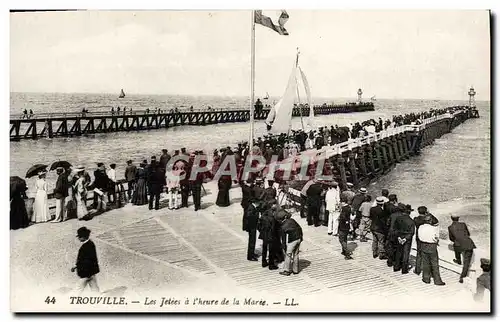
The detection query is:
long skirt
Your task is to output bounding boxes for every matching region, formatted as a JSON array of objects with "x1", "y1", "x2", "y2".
[
  {"x1": 216, "y1": 179, "x2": 231, "y2": 207},
  {"x1": 32, "y1": 190, "x2": 51, "y2": 223},
  {"x1": 10, "y1": 195, "x2": 30, "y2": 230},
  {"x1": 133, "y1": 178, "x2": 148, "y2": 205},
  {"x1": 75, "y1": 194, "x2": 88, "y2": 219}
]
